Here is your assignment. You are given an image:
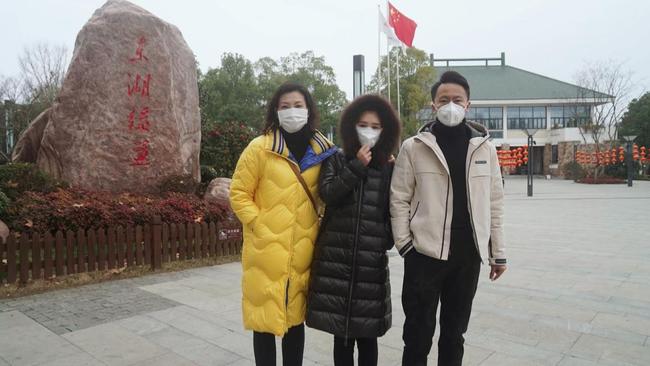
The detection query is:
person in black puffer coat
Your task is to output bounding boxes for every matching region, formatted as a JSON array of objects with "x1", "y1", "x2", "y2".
[{"x1": 306, "y1": 94, "x2": 401, "y2": 366}]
